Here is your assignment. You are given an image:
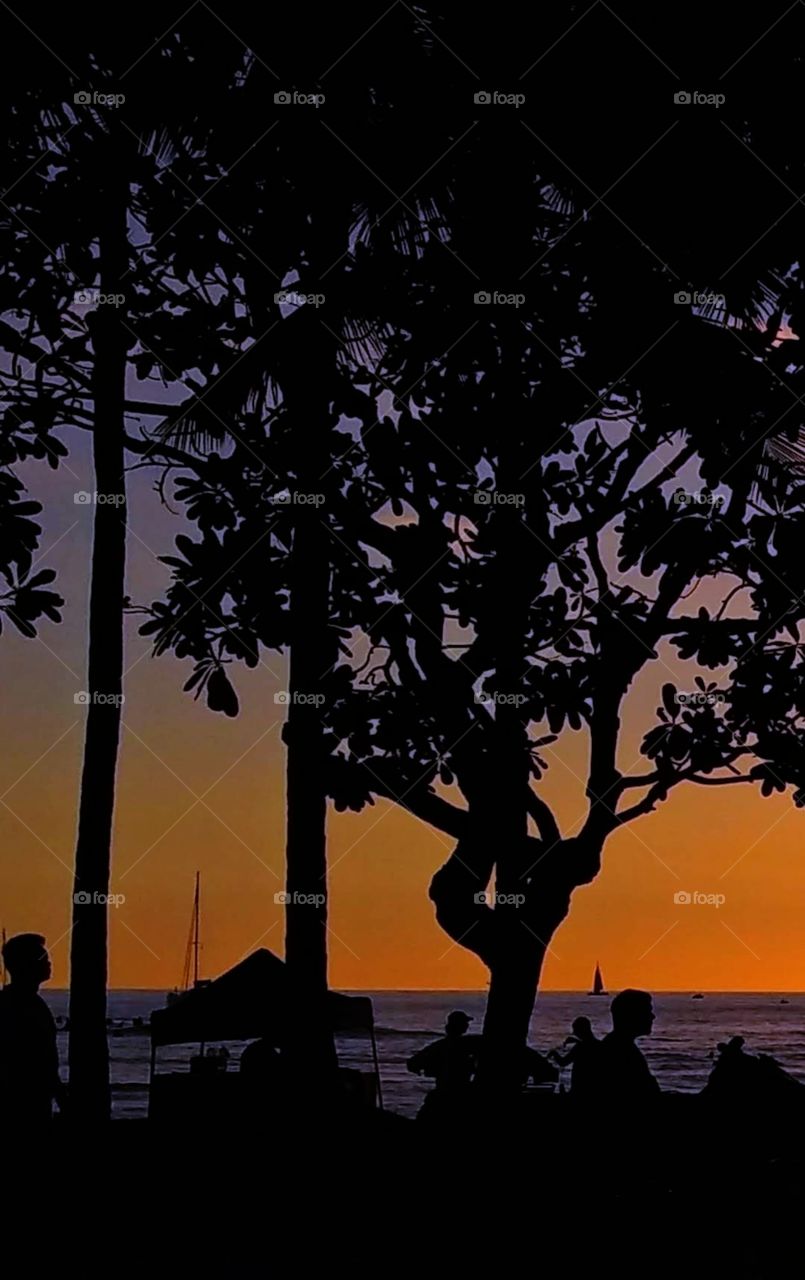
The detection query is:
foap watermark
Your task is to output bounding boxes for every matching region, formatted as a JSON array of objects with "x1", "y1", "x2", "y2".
[
  {"x1": 474, "y1": 490, "x2": 524, "y2": 507},
  {"x1": 275, "y1": 289, "x2": 325, "y2": 308},
  {"x1": 673, "y1": 290, "x2": 725, "y2": 307},
  {"x1": 74, "y1": 90, "x2": 126, "y2": 108},
  {"x1": 74, "y1": 691, "x2": 125, "y2": 707},
  {"x1": 475, "y1": 691, "x2": 529, "y2": 708},
  {"x1": 474, "y1": 290, "x2": 526, "y2": 308},
  {"x1": 672, "y1": 487, "x2": 725, "y2": 508},
  {"x1": 474, "y1": 891, "x2": 526, "y2": 907},
  {"x1": 73, "y1": 289, "x2": 125, "y2": 308},
  {"x1": 675, "y1": 690, "x2": 725, "y2": 707},
  {"x1": 274, "y1": 891, "x2": 326, "y2": 906},
  {"x1": 474, "y1": 91, "x2": 526, "y2": 108},
  {"x1": 74, "y1": 490, "x2": 125, "y2": 506},
  {"x1": 269, "y1": 490, "x2": 325, "y2": 507},
  {"x1": 273, "y1": 690, "x2": 325, "y2": 707},
  {"x1": 674, "y1": 890, "x2": 726, "y2": 908},
  {"x1": 274, "y1": 90, "x2": 325, "y2": 107},
  {"x1": 673, "y1": 90, "x2": 725, "y2": 108},
  {"x1": 74, "y1": 890, "x2": 126, "y2": 907}
]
